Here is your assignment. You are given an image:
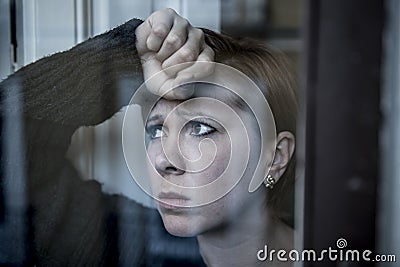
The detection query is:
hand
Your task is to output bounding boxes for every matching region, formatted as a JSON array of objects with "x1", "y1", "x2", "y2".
[{"x1": 135, "y1": 8, "x2": 215, "y2": 99}]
